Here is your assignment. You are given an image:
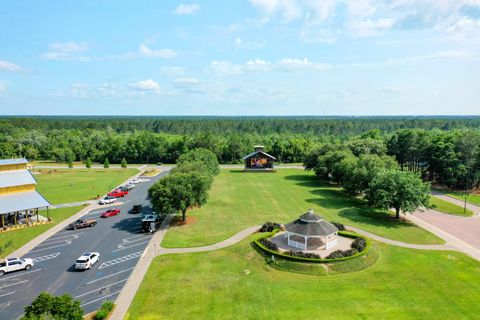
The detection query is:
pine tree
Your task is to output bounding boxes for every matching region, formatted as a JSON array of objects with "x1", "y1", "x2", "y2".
[
  {"x1": 121, "y1": 157, "x2": 127, "y2": 168},
  {"x1": 85, "y1": 157, "x2": 92, "y2": 169},
  {"x1": 104, "y1": 158, "x2": 110, "y2": 168}
]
